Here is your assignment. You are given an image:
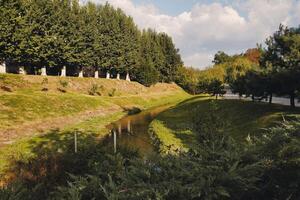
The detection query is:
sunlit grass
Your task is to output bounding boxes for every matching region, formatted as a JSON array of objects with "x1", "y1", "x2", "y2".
[{"x1": 150, "y1": 96, "x2": 300, "y2": 153}]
